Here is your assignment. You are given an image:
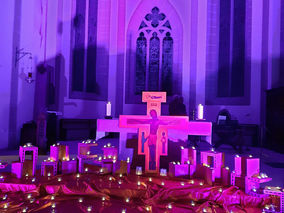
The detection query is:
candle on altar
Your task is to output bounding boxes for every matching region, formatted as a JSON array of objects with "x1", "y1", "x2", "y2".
[
  {"x1": 106, "y1": 101, "x2": 111, "y2": 116},
  {"x1": 197, "y1": 104, "x2": 204, "y2": 120}
]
